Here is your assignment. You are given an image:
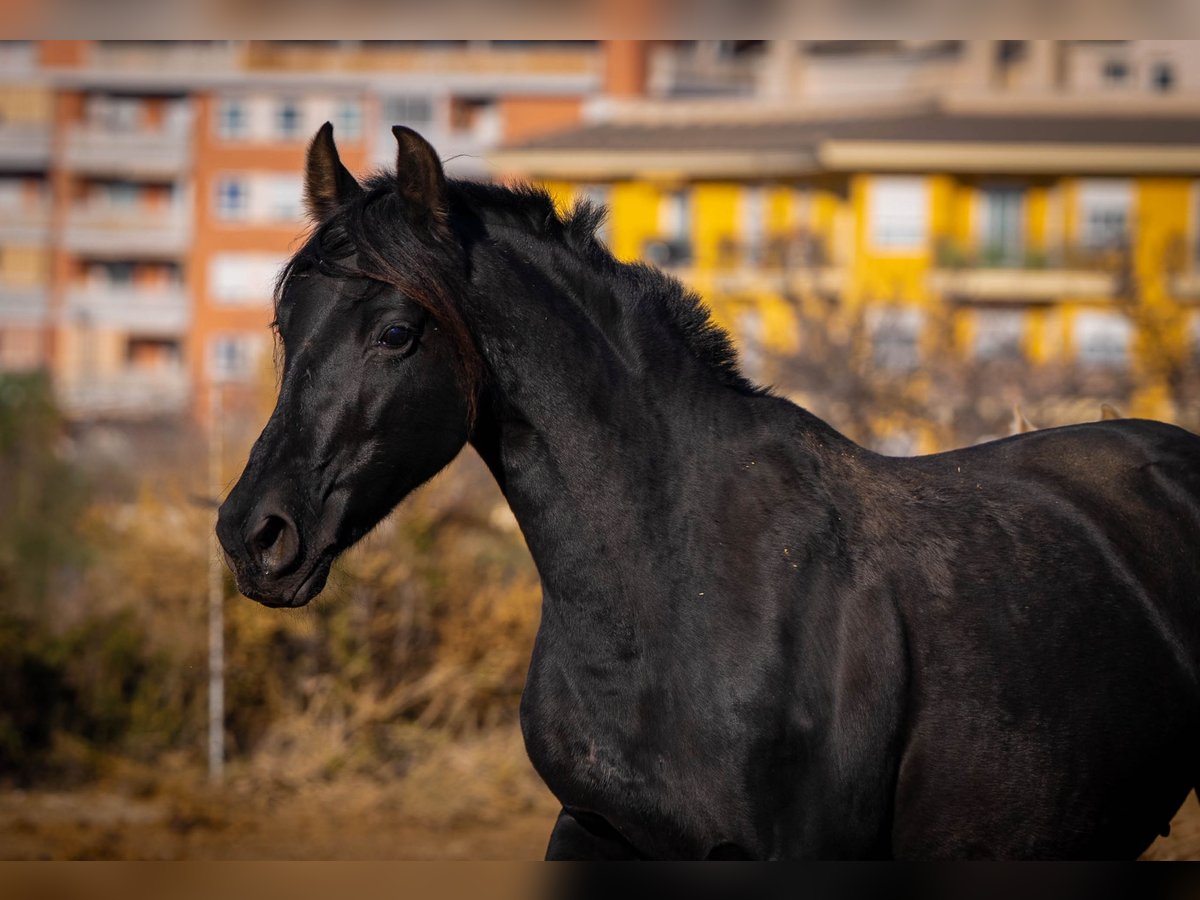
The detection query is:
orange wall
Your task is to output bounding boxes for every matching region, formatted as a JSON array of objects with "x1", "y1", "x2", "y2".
[
  {"x1": 499, "y1": 96, "x2": 584, "y2": 144},
  {"x1": 189, "y1": 93, "x2": 371, "y2": 422},
  {"x1": 38, "y1": 41, "x2": 89, "y2": 68},
  {"x1": 603, "y1": 41, "x2": 651, "y2": 98}
]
